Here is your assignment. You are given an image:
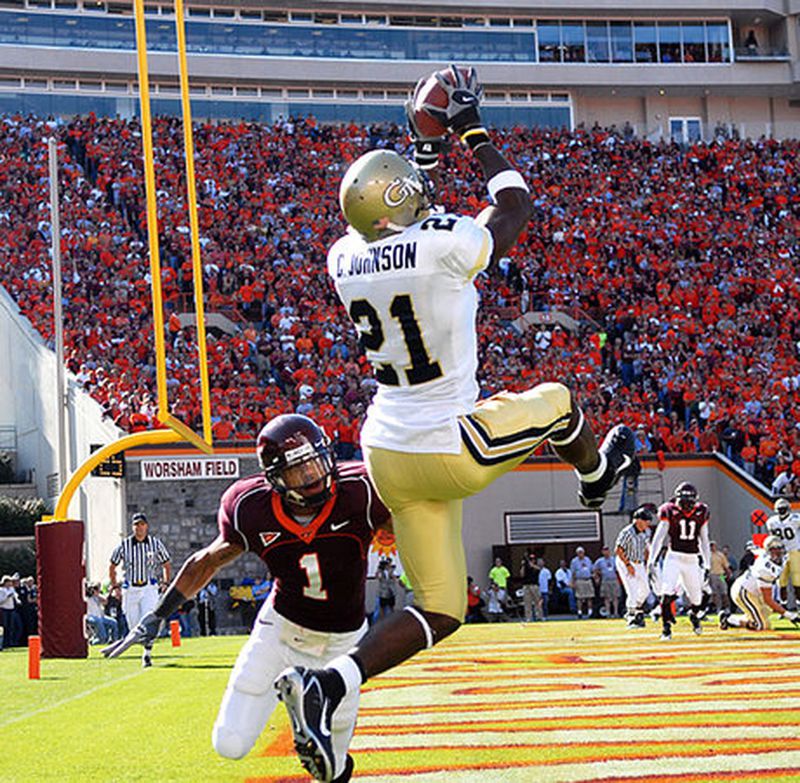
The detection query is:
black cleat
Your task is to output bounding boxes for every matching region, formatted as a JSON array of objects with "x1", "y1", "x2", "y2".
[
  {"x1": 142, "y1": 652, "x2": 152, "y2": 668},
  {"x1": 719, "y1": 610, "x2": 730, "y2": 631},
  {"x1": 627, "y1": 612, "x2": 646, "y2": 628},
  {"x1": 274, "y1": 666, "x2": 345, "y2": 782},
  {"x1": 659, "y1": 626, "x2": 672, "y2": 641},
  {"x1": 578, "y1": 425, "x2": 638, "y2": 509},
  {"x1": 690, "y1": 613, "x2": 703, "y2": 635}
]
